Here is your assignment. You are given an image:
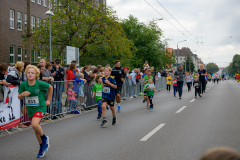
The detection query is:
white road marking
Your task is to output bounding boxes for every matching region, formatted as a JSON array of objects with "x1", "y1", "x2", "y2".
[
  {"x1": 190, "y1": 99, "x2": 195, "y2": 102},
  {"x1": 175, "y1": 106, "x2": 187, "y2": 113},
  {"x1": 140, "y1": 123, "x2": 166, "y2": 141}
]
